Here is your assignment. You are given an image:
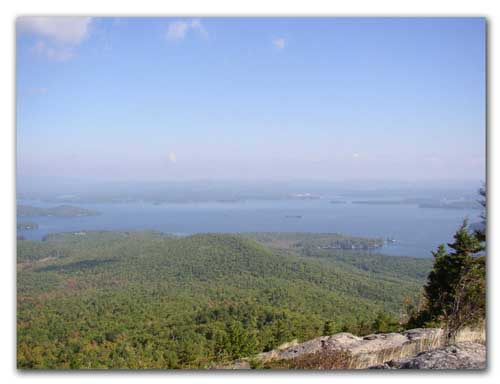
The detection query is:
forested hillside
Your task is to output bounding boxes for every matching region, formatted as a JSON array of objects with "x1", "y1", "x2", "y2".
[{"x1": 17, "y1": 231, "x2": 432, "y2": 369}]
